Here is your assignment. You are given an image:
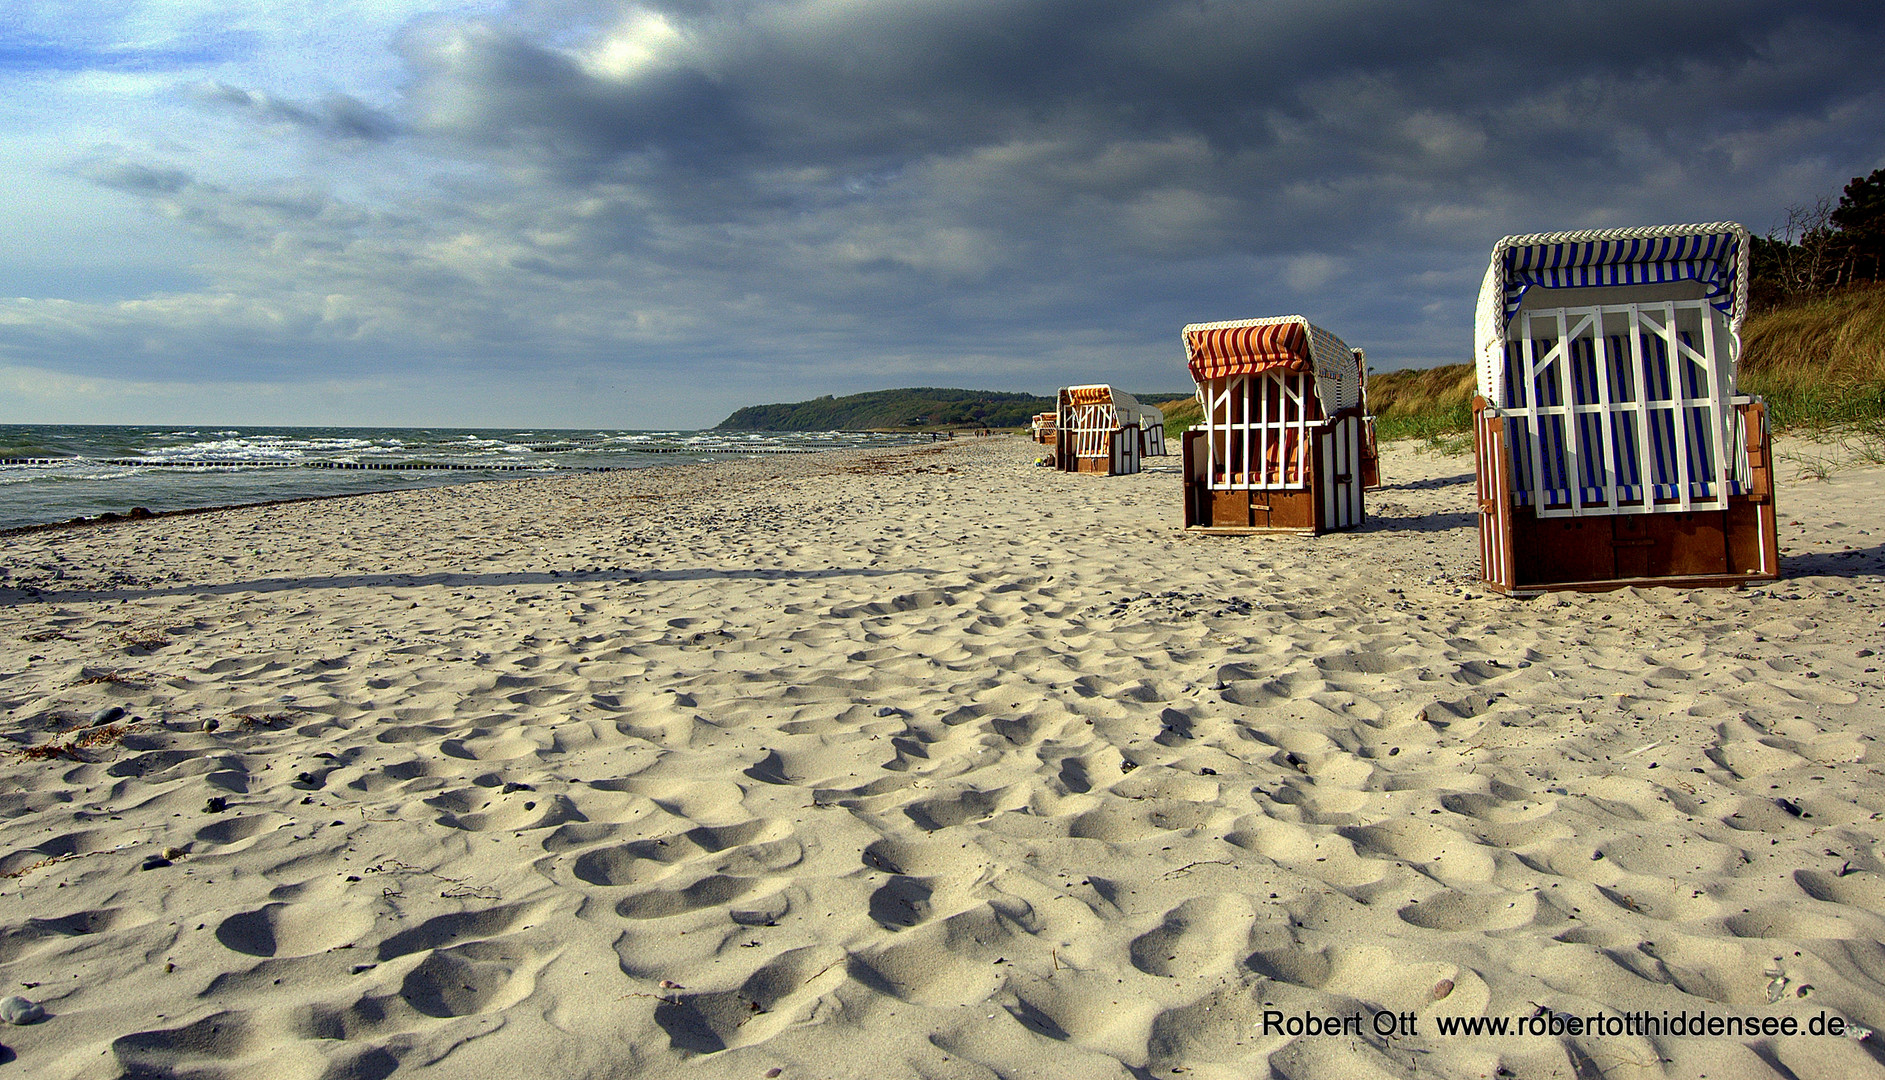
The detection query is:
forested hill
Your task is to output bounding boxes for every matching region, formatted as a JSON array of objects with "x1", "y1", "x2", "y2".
[
  {"x1": 717, "y1": 388, "x2": 1049, "y2": 430},
  {"x1": 717, "y1": 387, "x2": 1193, "y2": 430}
]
